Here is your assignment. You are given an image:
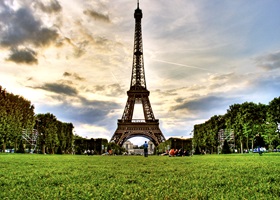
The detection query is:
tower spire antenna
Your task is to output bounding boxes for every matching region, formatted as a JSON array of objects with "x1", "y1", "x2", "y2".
[{"x1": 137, "y1": 0, "x2": 139, "y2": 8}]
